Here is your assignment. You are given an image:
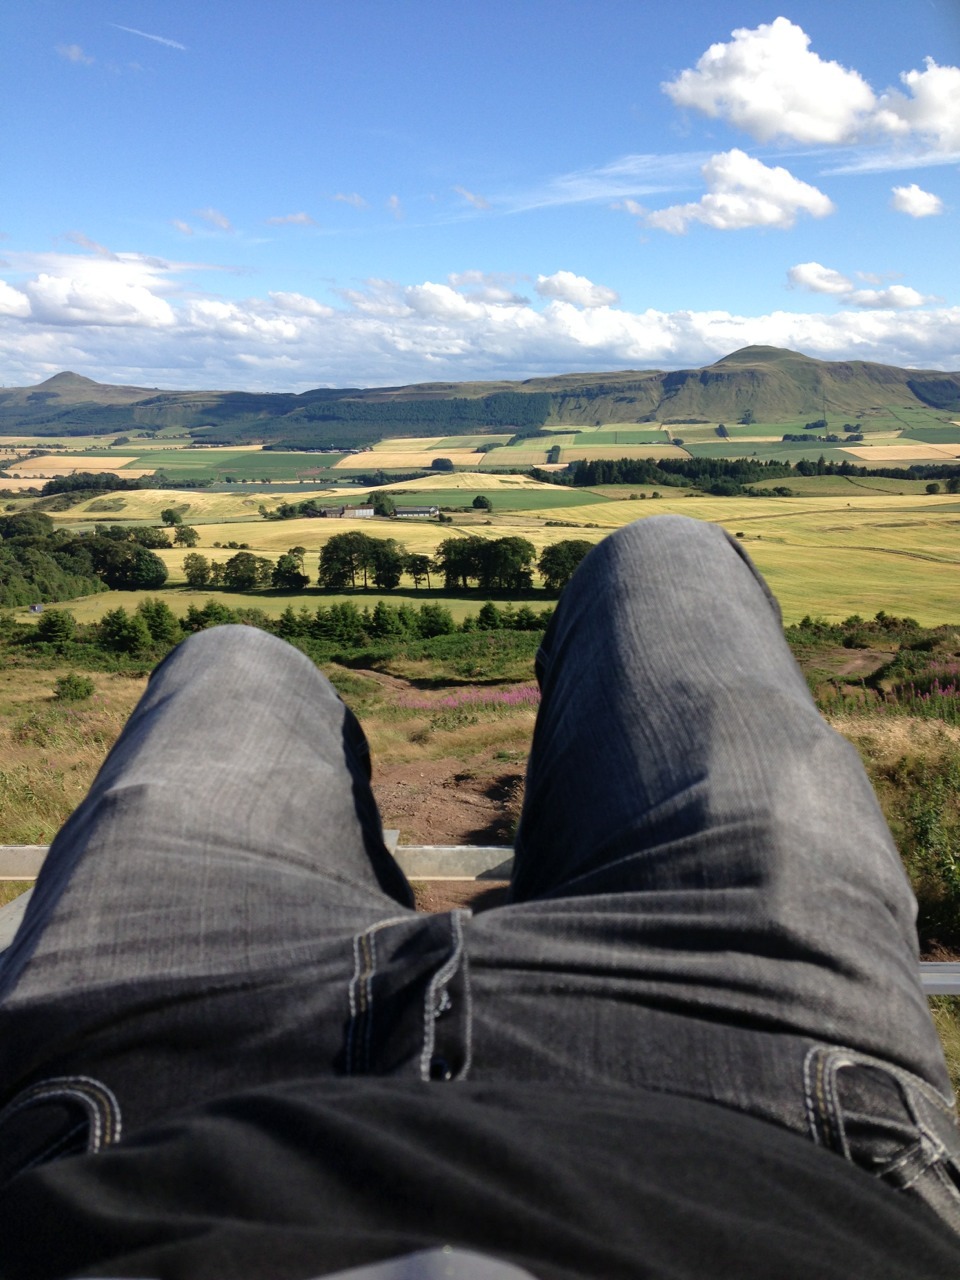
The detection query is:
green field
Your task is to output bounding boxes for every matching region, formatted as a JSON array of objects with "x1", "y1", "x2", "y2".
[
  {"x1": 904, "y1": 427, "x2": 960, "y2": 444},
  {"x1": 430, "y1": 434, "x2": 514, "y2": 449},
  {"x1": 748, "y1": 474, "x2": 937, "y2": 496},
  {"x1": 7, "y1": 483, "x2": 955, "y2": 627},
  {"x1": 389, "y1": 487, "x2": 610, "y2": 510},
  {"x1": 119, "y1": 448, "x2": 347, "y2": 481},
  {"x1": 563, "y1": 428, "x2": 667, "y2": 445},
  {"x1": 680, "y1": 441, "x2": 876, "y2": 463}
]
